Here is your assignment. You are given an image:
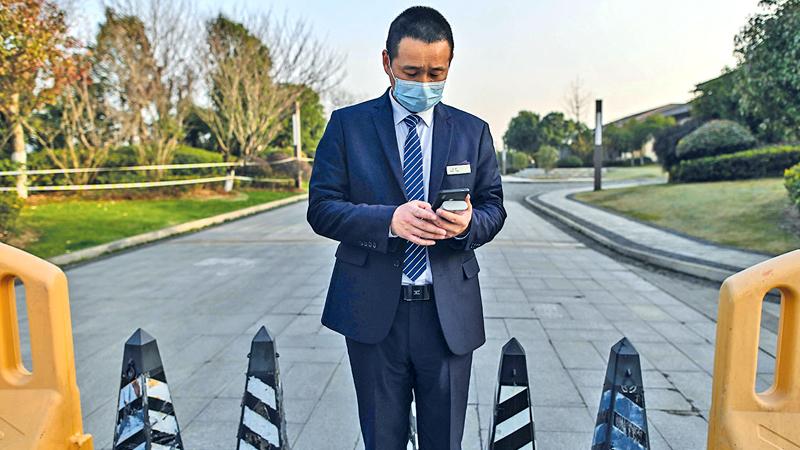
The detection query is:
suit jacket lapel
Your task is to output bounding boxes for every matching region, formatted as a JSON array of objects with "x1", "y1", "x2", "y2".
[
  {"x1": 427, "y1": 103, "x2": 453, "y2": 204},
  {"x1": 372, "y1": 90, "x2": 406, "y2": 199}
]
